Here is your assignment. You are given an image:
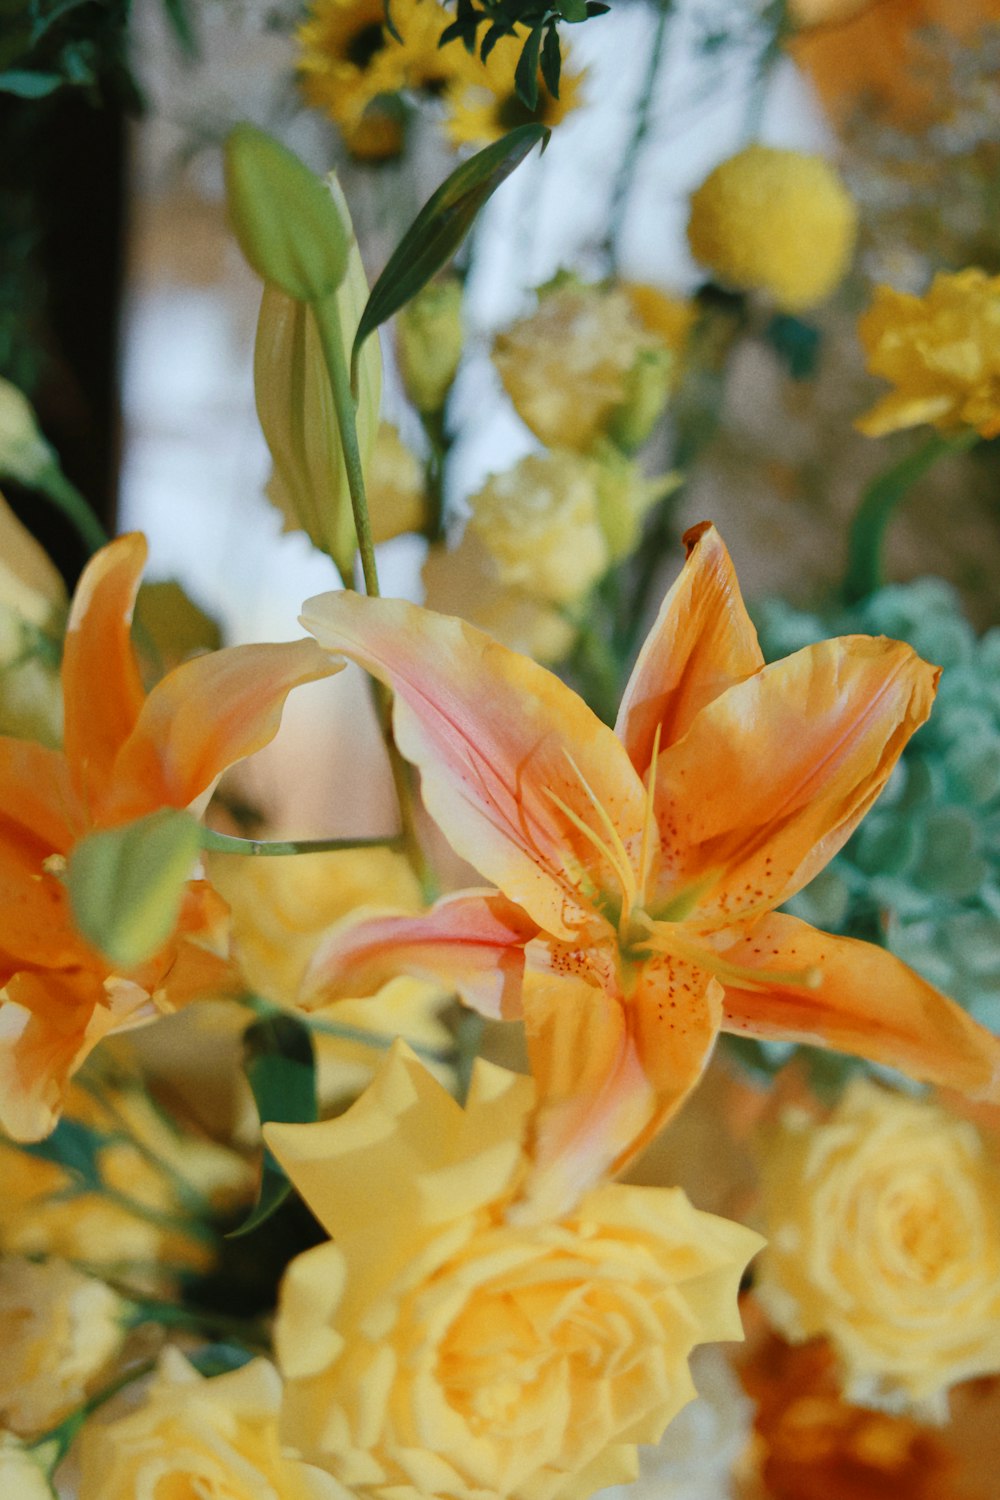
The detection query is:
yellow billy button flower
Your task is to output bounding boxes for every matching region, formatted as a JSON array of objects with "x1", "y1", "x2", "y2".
[
  {"x1": 0, "y1": 1256, "x2": 126, "y2": 1437},
  {"x1": 755, "y1": 1079, "x2": 1000, "y2": 1419},
  {"x1": 77, "y1": 1348, "x2": 341, "y2": 1500},
  {"x1": 266, "y1": 1042, "x2": 762, "y2": 1500},
  {"x1": 687, "y1": 145, "x2": 857, "y2": 312},
  {"x1": 856, "y1": 268, "x2": 1000, "y2": 439},
  {"x1": 300, "y1": 522, "x2": 1000, "y2": 1221}
]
